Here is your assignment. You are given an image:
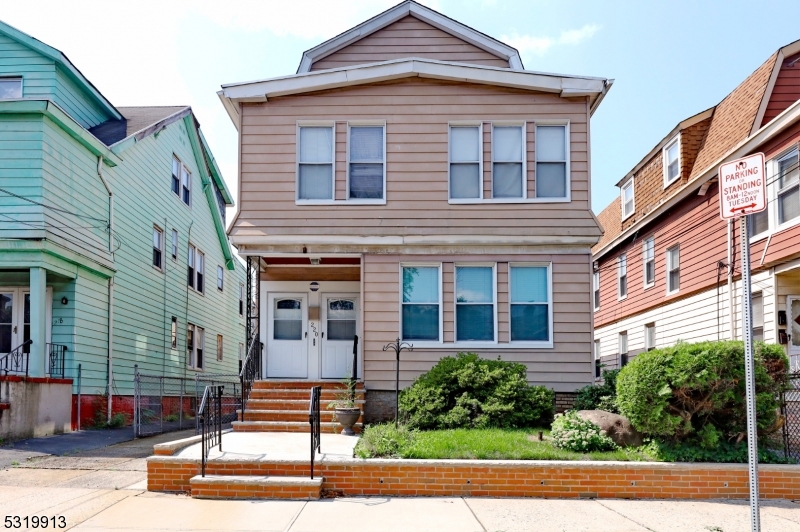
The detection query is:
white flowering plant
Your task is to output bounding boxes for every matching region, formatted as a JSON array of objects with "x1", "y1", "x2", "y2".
[{"x1": 550, "y1": 411, "x2": 617, "y2": 453}]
